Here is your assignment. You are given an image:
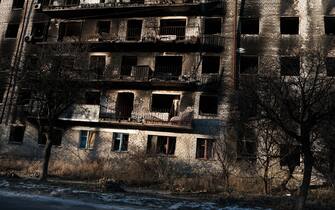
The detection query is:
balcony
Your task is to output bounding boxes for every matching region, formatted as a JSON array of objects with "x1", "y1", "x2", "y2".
[
  {"x1": 99, "y1": 107, "x2": 193, "y2": 129},
  {"x1": 43, "y1": 0, "x2": 224, "y2": 18},
  {"x1": 85, "y1": 65, "x2": 221, "y2": 90}
]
